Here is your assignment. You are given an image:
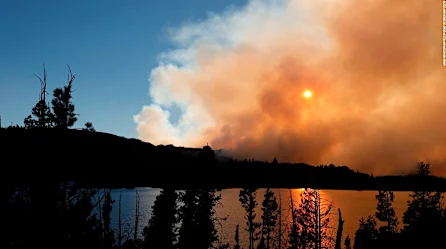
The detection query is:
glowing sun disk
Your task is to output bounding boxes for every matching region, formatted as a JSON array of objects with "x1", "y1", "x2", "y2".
[{"x1": 303, "y1": 90, "x2": 312, "y2": 98}]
